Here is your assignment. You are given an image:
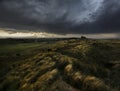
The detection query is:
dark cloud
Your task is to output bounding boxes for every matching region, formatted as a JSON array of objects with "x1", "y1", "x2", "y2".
[{"x1": 0, "y1": 0, "x2": 120, "y2": 34}]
